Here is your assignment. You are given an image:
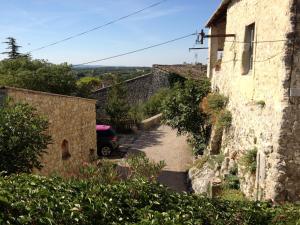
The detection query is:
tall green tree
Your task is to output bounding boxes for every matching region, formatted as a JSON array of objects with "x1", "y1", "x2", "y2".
[
  {"x1": 161, "y1": 79, "x2": 211, "y2": 155},
  {"x1": 0, "y1": 57, "x2": 77, "y2": 95},
  {"x1": 105, "y1": 79, "x2": 130, "y2": 127},
  {"x1": 2, "y1": 37, "x2": 22, "y2": 59},
  {"x1": 0, "y1": 101, "x2": 52, "y2": 174}
]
